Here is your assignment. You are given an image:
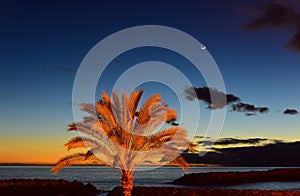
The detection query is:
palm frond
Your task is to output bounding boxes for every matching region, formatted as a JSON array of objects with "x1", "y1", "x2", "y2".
[
  {"x1": 96, "y1": 101, "x2": 117, "y2": 129},
  {"x1": 133, "y1": 102, "x2": 178, "y2": 135},
  {"x1": 111, "y1": 91, "x2": 122, "y2": 128},
  {"x1": 90, "y1": 146, "x2": 115, "y2": 162},
  {"x1": 102, "y1": 91, "x2": 112, "y2": 105},
  {"x1": 64, "y1": 136, "x2": 100, "y2": 150},
  {"x1": 186, "y1": 142, "x2": 197, "y2": 152},
  {"x1": 131, "y1": 127, "x2": 187, "y2": 153},
  {"x1": 82, "y1": 115, "x2": 98, "y2": 123},
  {"x1": 165, "y1": 109, "x2": 177, "y2": 122},
  {"x1": 132, "y1": 142, "x2": 181, "y2": 167},
  {"x1": 129, "y1": 89, "x2": 143, "y2": 118},
  {"x1": 51, "y1": 151, "x2": 99, "y2": 174},
  {"x1": 121, "y1": 91, "x2": 131, "y2": 131},
  {"x1": 91, "y1": 120, "x2": 111, "y2": 136},
  {"x1": 133, "y1": 102, "x2": 167, "y2": 135},
  {"x1": 169, "y1": 155, "x2": 189, "y2": 172},
  {"x1": 92, "y1": 121, "x2": 123, "y2": 146},
  {"x1": 68, "y1": 122, "x2": 103, "y2": 140},
  {"x1": 146, "y1": 127, "x2": 188, "y2": 149},
  {"x1": 132, "y1": 117, "x2": 164, "y2": 136},
  {"x1": 80, "y1": 103, "x2": 97, "y2": 115},
  {"x1": 136, "y1": 94, "x2": 161, "y2": 124},
  {"x1": 130, "y1": 135, "x2": 148, "y2": 151}
]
